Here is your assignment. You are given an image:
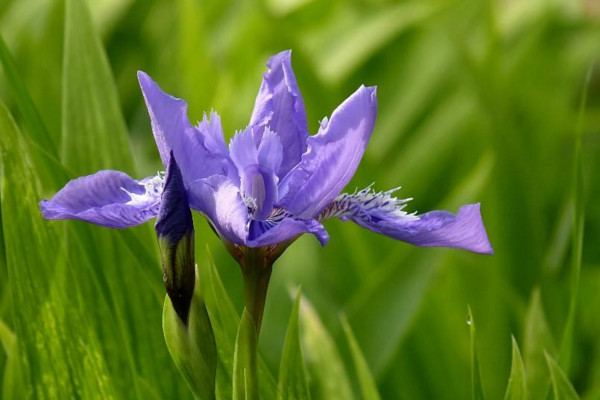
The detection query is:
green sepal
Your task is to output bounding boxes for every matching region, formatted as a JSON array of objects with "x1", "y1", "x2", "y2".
[{"x1": 163, "y1": 266, "x2": 217, "y2": 400}]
